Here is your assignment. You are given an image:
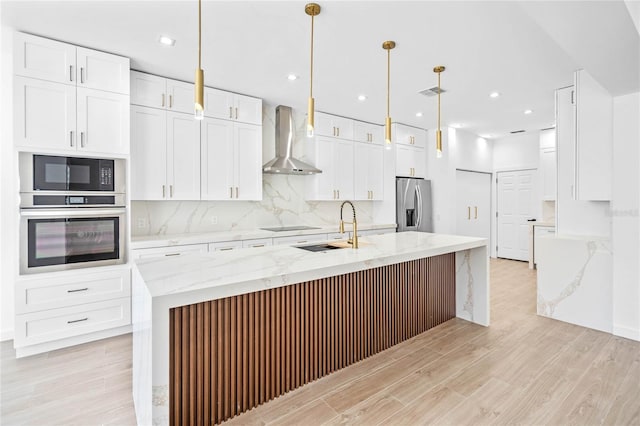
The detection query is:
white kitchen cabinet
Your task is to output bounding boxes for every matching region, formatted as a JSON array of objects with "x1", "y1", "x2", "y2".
[
  {"x1": 307, "y1": 136, "x2": 354, "y2": 200},
  {"x1": 574, "y1": 69, "x2": 612, "y2": 201},
  {"x1": 396, "y1": 144, "x2": 425, "y2": 178},
  {"x1": 540, "y1": 148, "x2": 557, "y2": 201},
  {"x1": 130, "y1": 106, "x2": 200, "y2": 200},
  {"x1": 208, "y1": 241, "x2": 243, "y2": 252},
  {"x1": 14, "y1": 32, "x2": 129, "y2": 94},
  {"x1": 201, "y1": 117, "x2": 262, "y2": 200},
  {"x1": 272, "y1": 233, "x2": 328, "y2": 246},
  {"x1": 242, "y1": 238, "x2": 273, "y2": 248},
  {"x1": 130, "y1": 71, "x2": 194, "y2": 114},
  {"x1": 314, "y1": 112, "x2": 354, "y2": 140},
  {"x1": 353, "y1": 121, "x2": 383, "y2": 144},
  {"x1": 14, "y1": 77, "x2": 129, "y2": 155},
  {"x1": 354, "y1": 142, "x2": 384, "y2": 200},
  {"x1": 131, "y1": 244, "x2": 208, "y2": 260},
  {"x1": 393, "y1": 123, "x2": 426, "y2": 148},
  {"x1": 203, "y1": 87, "x2": 262, "y2": 125}
]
